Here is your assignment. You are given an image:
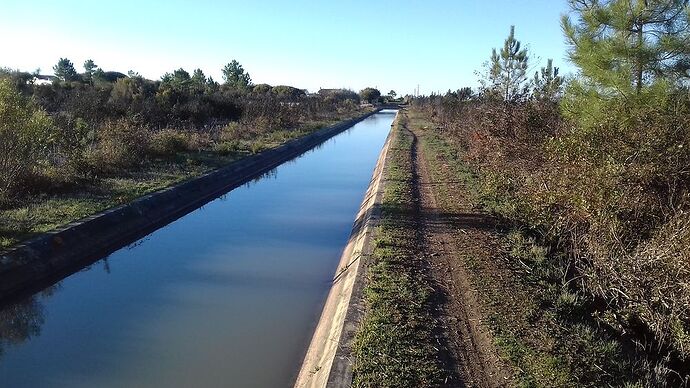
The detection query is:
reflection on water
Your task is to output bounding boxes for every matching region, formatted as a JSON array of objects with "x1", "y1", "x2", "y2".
[
  {"x1": 0, "y1": 110, "x2": 396, "y2": 387},
  {"x1": 0, "y1": 285, "x2": 58, "y2": 357},
  {"x1": 244, "y1": 166, "x2": 278, "y2": 188},
  {"x1": 0, "y1": 299, "x2": 42, "y2": 353}
]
